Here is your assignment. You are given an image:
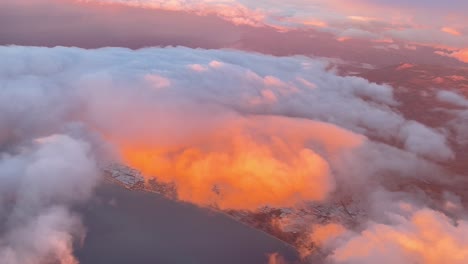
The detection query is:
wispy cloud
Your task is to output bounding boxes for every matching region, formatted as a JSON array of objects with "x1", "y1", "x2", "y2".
[{"x1": 81, "y1": 0, "x2": 467, "y2": 50}]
